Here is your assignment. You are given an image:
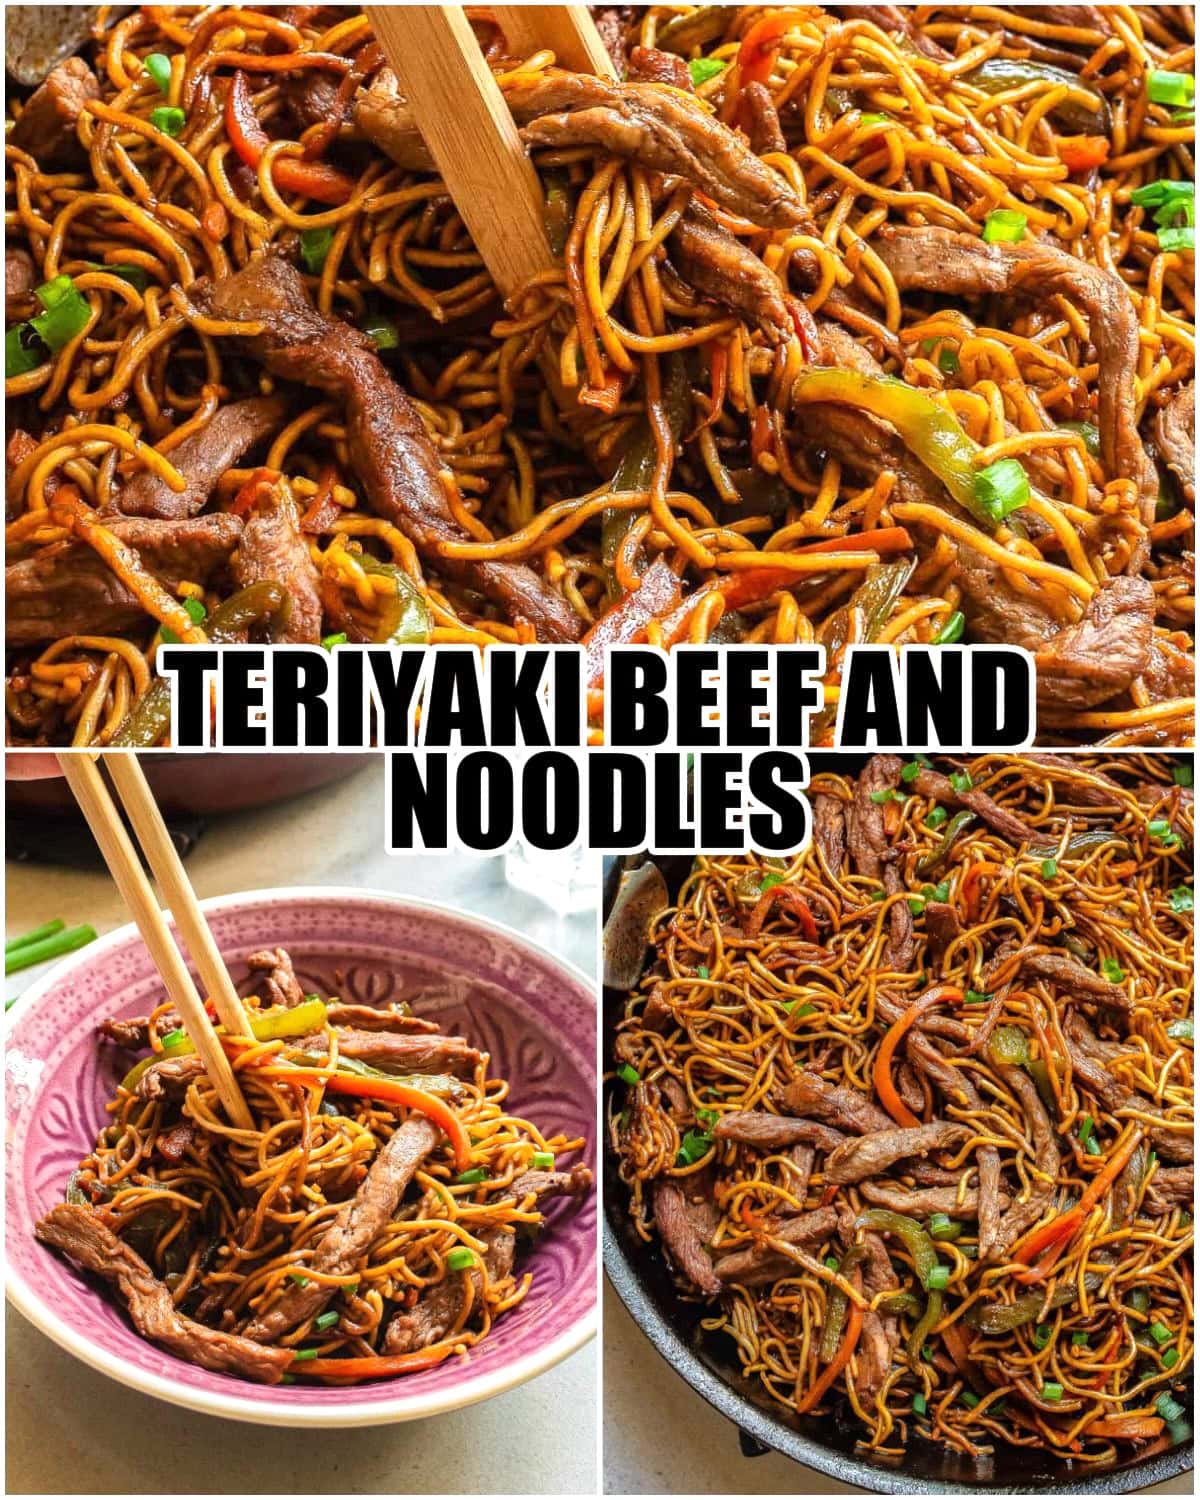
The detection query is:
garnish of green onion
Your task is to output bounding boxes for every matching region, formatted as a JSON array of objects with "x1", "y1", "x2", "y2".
[
  {"x1": 1041, "y1": 859, "x2": 1058, "y2": 879},
  {"x1": 1166, "y1": 1017, "x2": 1193, "y2": 1040},
  {"x1": 1163, "y1": 1346, "x2": 1180, "y2": 1368},
  {"x1": 446, "y1": 1247, "x2": 476, "y2": 1271},
  {"x1": 314, "y1": 1310, "x2": 340, "y2": 1331},
  {"x1": 696, "y1": 964, "x2": 710, "y2": 980},
  {"x1": 921, "y1": 881, "x2": 950, "y2": 903},
  {"x1": 925, "y1": 1264, "x2": 950, "y2": 1291},
  {"x1": 300, "y1": 226, "x2": 335, "y2": 276},
  {"x1": 949, "y1": 771, "x2": 973, "y2": 794},
  {"x1": 6, "y1": 919, "x2": 65, "y2": 955},
  {"x1": 292, "y1": 1347, "x2": 319, "y2": 1361},
  {"x1": 1100, "y1": 958, "x2": 1125, "y2": 983},
  {"x1": 531, "y1": 1150, "x2": 555, "y2": 1169},
  {"x1": 1042, "y1": 1382, "x2": 1064, "y2": 1402},
  {"x1": 321, "y1": 632, "x2": 348, "y2": 650},
  {"x1": 926, "y1": 807, "x2": 948, "y2": 828},
  {"x1": 933, "y1": 611, "x2": 965, "y2": 644},
  {"x1": 287, "y1": 1272, "x2": 309, "y2": 1286},
  {"x1": 362, "y1": 315, "x2": 399, "y2": 350},
  {"x1": 1157, "y1": 1391, "x2": 1186, "y2": 1422},
  {"x1": 1033, "y1": 1324, "x2": 1051, "y2": 1349},
  {"x1": 618, "y1": 1063, "x2": 640, "y2": 1086},
  {"x1": 1147, "y1": 69, "x2": 1195, "y2": 108},
  {"x1": 928, "y1": 1213, "x2": 962, "y2": 1242},
  {"x1": 1071, "y1": 1331, "x2": 1089, "y2": 1346},
  {"x1": 779, "y1": 999, "x2": 815, "y2": 1017},
  {"x1": 870, "y1": 890, "x2": 887, "y2": 902},
  {"x1": 676, "y1": 1129, "x2": 712, "y2": 1165},
  {"x1": 1057, "y1": 419, "x2": 1101, "y2": 458},
  {"x1": 1158, "y1": 226, "x2": 1194, "y2": 253},
  {"x1": 824, "y1": 1255, "x2": 840, "y2": 1272},
  {"x1": 981, "y1": 208, "x2": 1027, "y2": 243},
  {"x1": 5, "y1": 923, "x2": 96, "y2": 975},
  {"x1": 870, "y1": 788, "x2": 899, "y2": 804},
  {"x1": 455, "y1": 1167, "x2": 488, "y2": 1184},
  {"x1": 1174, "y1": 764, "x2": 1194, "y2": 787},
  {"x1": 901, "y1": 760, "x2": 922, "y2": 782},
  {"x1": 1148, "y1": 819, "x2": 1173, "y2": 838},
  {"x1": 760, "y1": 873, "x2": 784, "y2": 891},
  {"x1": 150, "y1": 105, "x2": 186, "y2": 136},
  {"x1": 973, "y1": 457, "x2": 1029, "y2": 521},
  {"x1": 965, "y1": 989, "x2": 991, "y2": 1006},
  {"x1": 143, "y1": 52, "x2": 172, "y2": 93},
  {"x1": 857, "y1": 111, "x2": 891, "y2": 127},
  {"x1": 908, "y1": 897, "x2": 926, "y2": 915},
  {"x1": 688, "y1": 57, "x2": 726, "y2": 87},
  {"x1": 960, "y1": 1390, "x2": 980, "y2": 1408},
  {"x1": 912, "y1": 1392, "x2": 927, "y2": 1416},
  {"x1": 1149, "y1": 1320, "x2": 1172, "y2": 1345},
  {"x1": 1078, "y1": 1114, "x2": 1101, "y2": 1155}
]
